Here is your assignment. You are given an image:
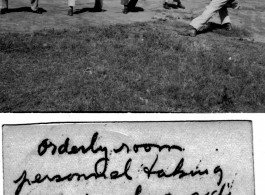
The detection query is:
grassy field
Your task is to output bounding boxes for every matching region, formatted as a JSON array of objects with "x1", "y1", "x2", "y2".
[{"x1": 0, "y1": 21, "x2": 265, "y2": 112}]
